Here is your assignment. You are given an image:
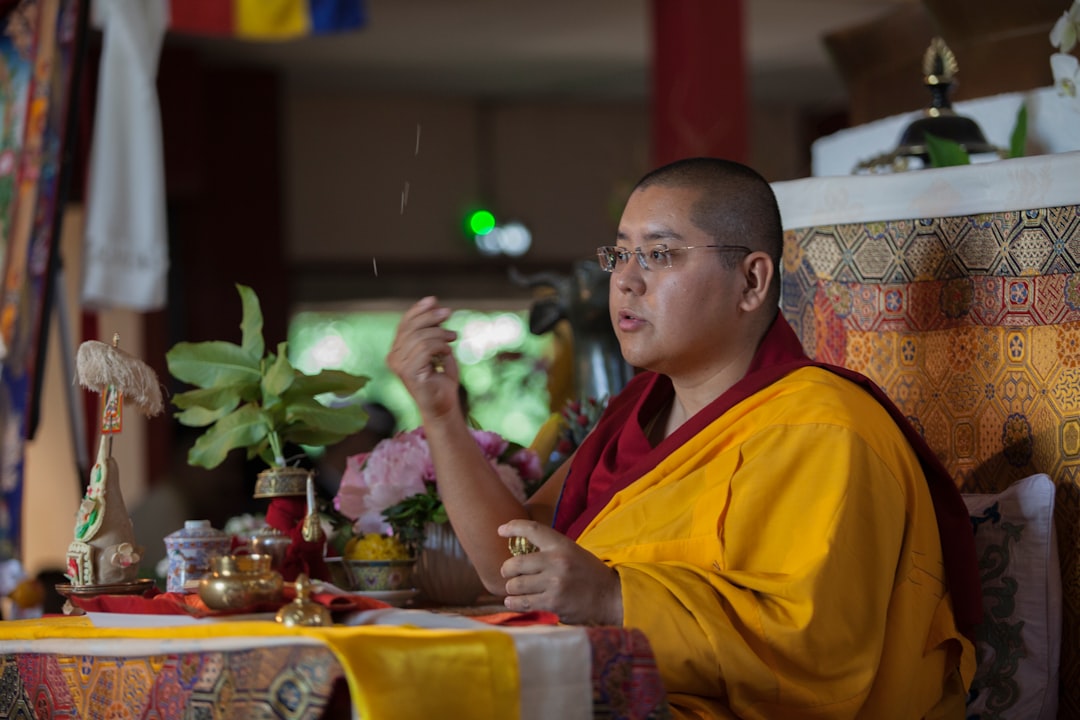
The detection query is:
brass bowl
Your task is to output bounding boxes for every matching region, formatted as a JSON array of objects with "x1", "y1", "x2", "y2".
[
  {"x1": 212, "y1": 553, "x2": 274, "y2": 575},
  {"x1": 199, "y1": 554, "x2": 283, "y2": 610},
  {"x1": 248, "y1": 527, "x2": 291, "y2": 570},
  {"x1": 253, "y1": 466, "x2": 311, "y2": 498}
]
